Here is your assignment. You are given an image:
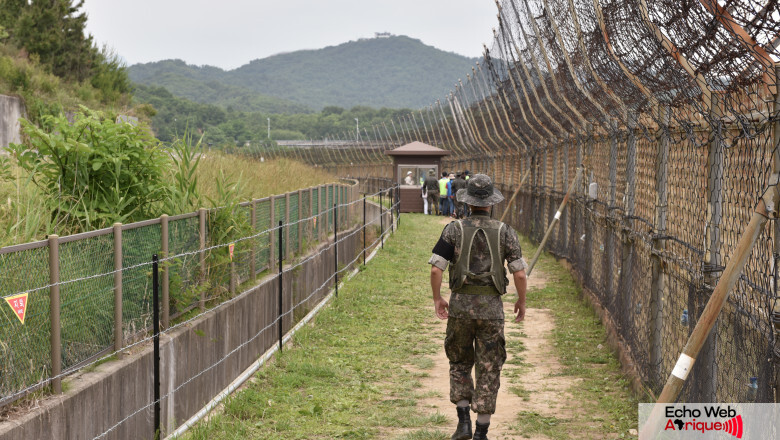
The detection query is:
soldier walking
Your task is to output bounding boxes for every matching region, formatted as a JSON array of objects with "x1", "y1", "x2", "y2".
[
  {"x1": 424, "y1": 170, "x2": 441, "y2": 215},
  {"x1": 428, "y1": 174, "x2": 527, "y2": 440}
]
